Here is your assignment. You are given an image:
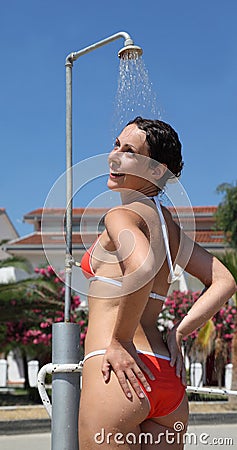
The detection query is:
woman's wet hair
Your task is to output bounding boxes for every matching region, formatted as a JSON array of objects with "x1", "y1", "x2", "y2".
[{"x1": 126, "y1": 116, "x2": 184, "y2": 181}]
